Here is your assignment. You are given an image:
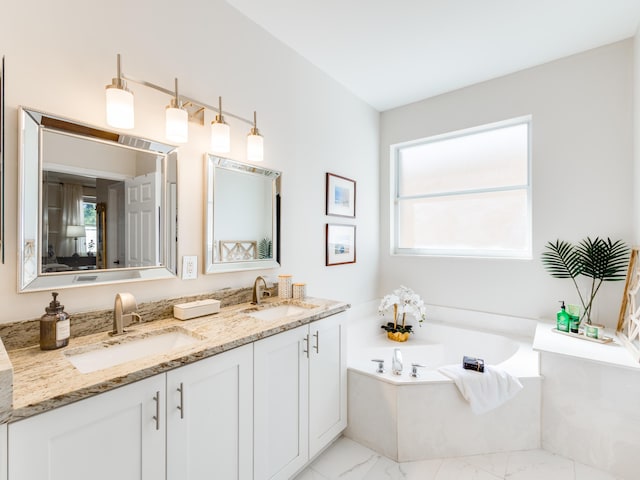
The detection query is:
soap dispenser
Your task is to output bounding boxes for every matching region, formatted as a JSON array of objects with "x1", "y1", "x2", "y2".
[
  {"x1": 40, "y1": 292, "x2": 70, "y2": 350},
  {"x1": 556, "y1": 301, "x2": 570, "y2": 333}
]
